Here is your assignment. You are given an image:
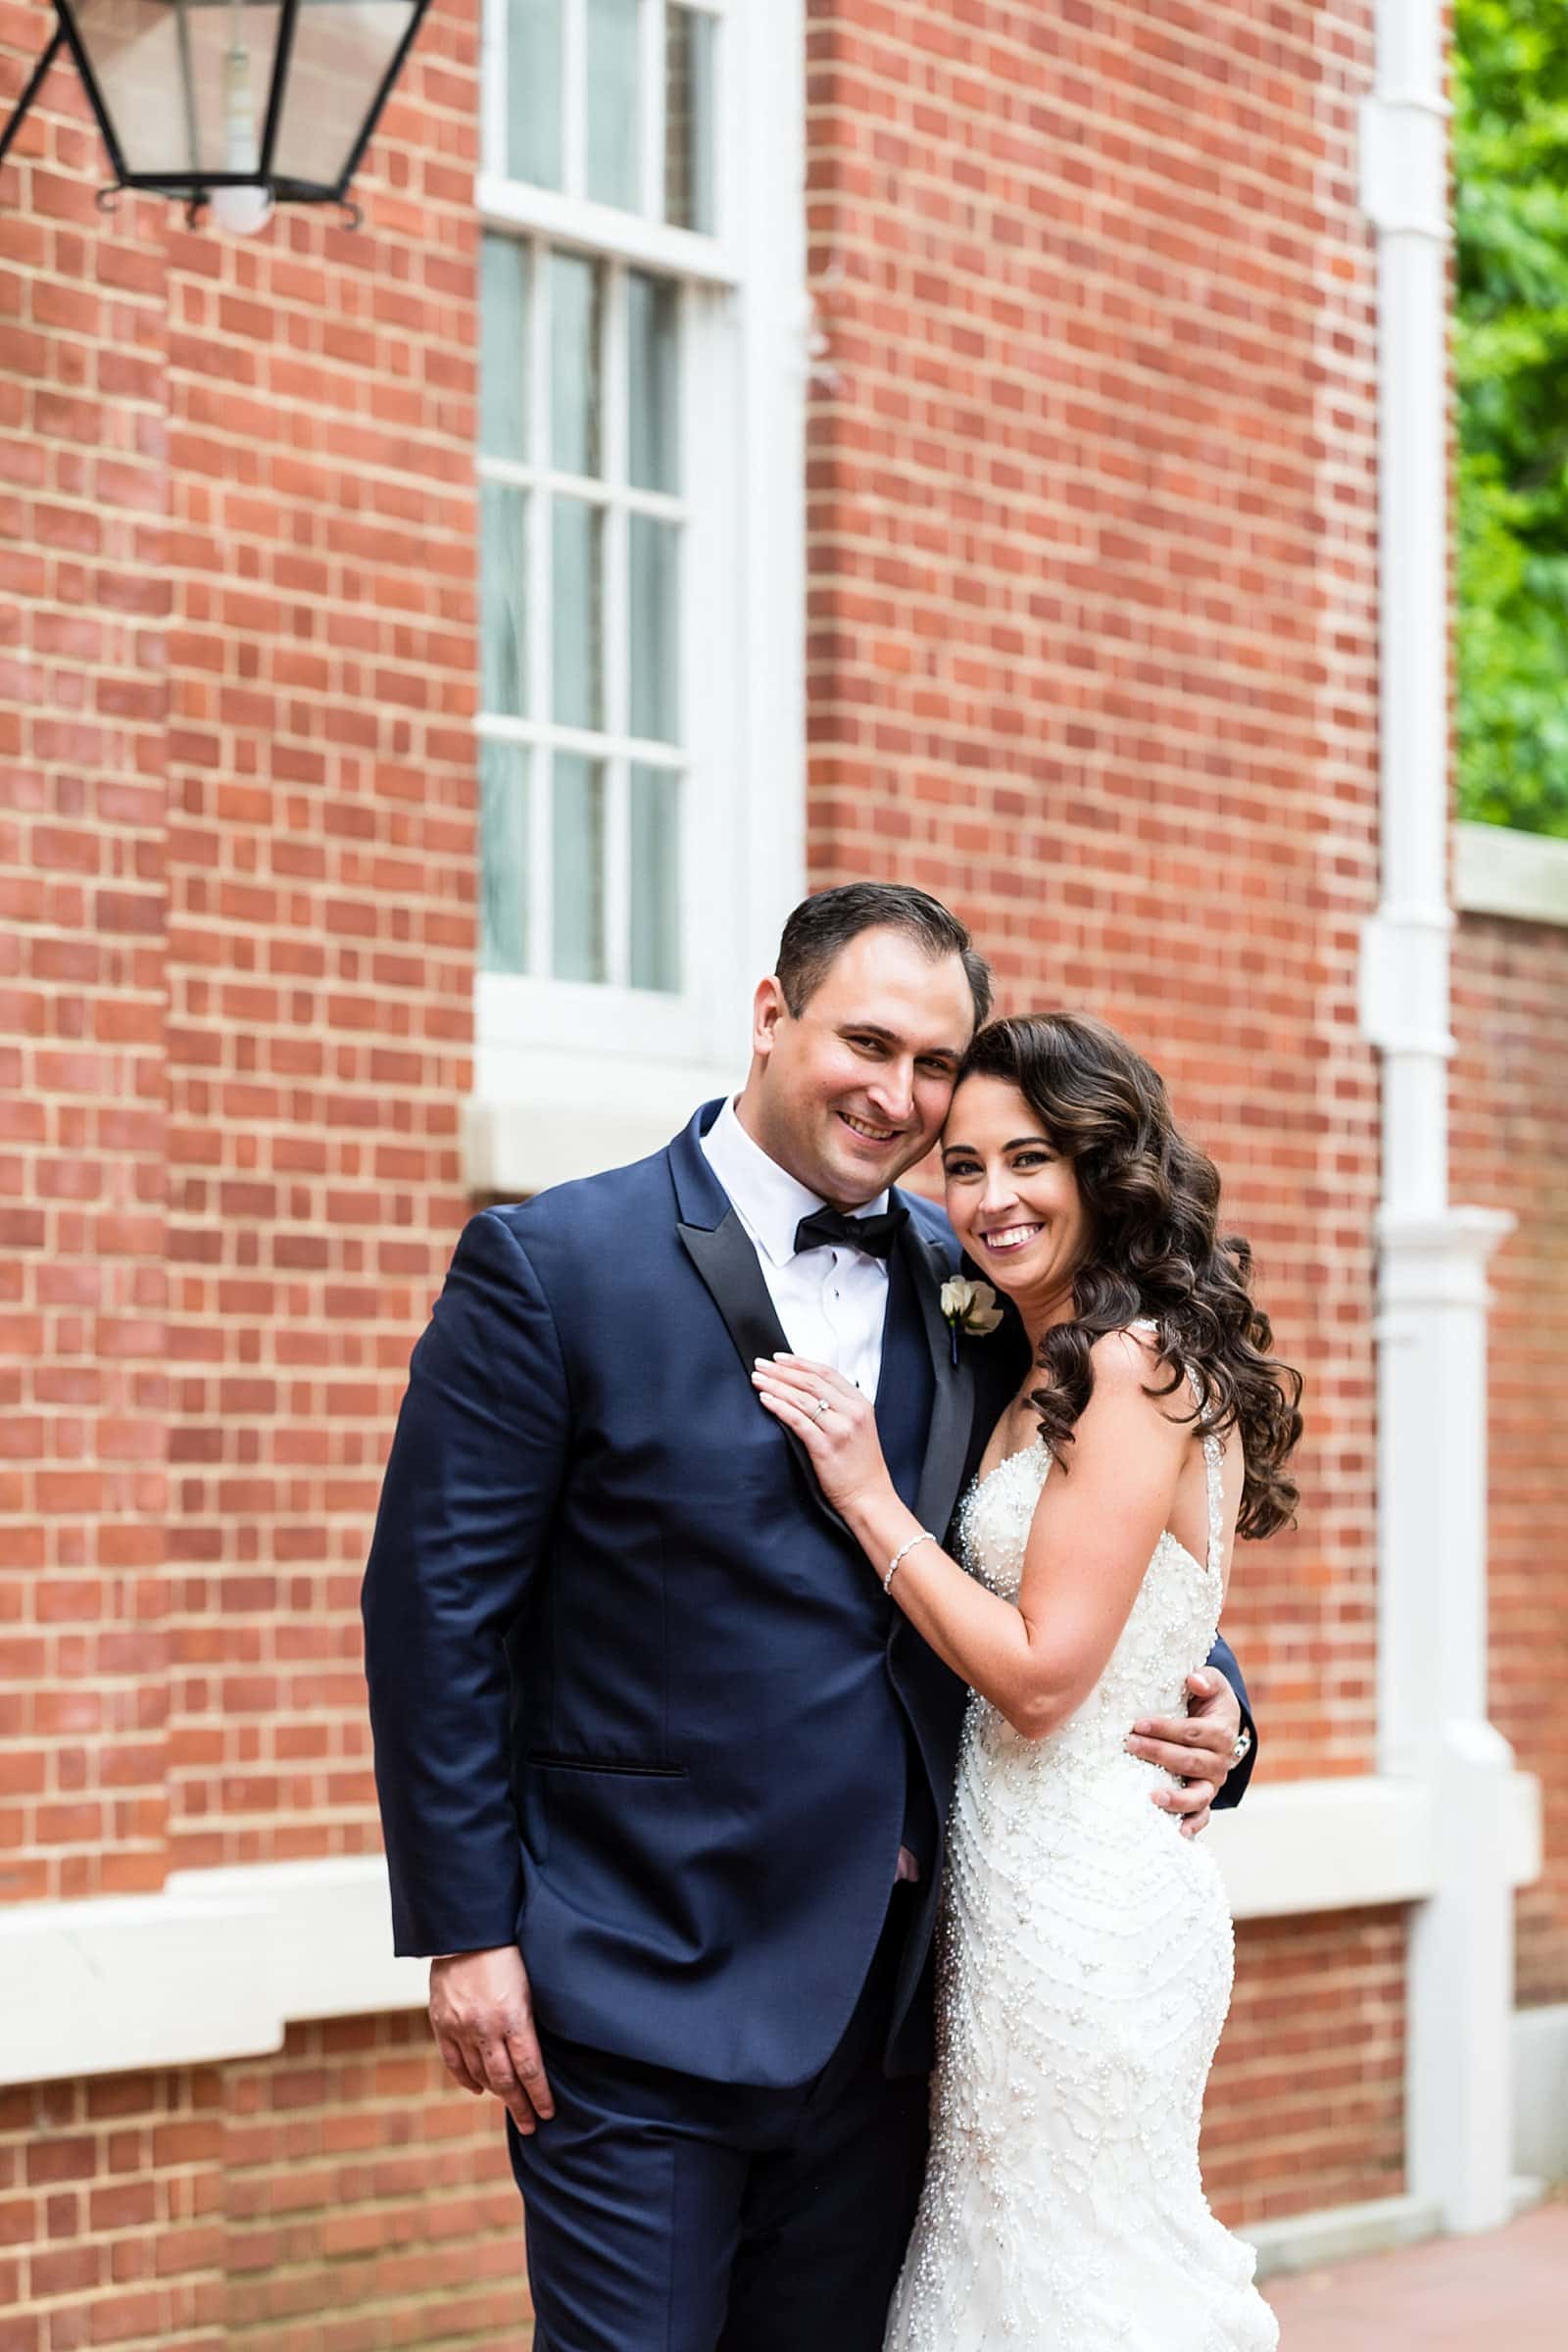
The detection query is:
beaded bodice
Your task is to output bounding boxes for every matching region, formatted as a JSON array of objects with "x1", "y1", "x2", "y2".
[{"x1": 954, "y1": 1396, "x2": 1224, "y2": 1771}]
